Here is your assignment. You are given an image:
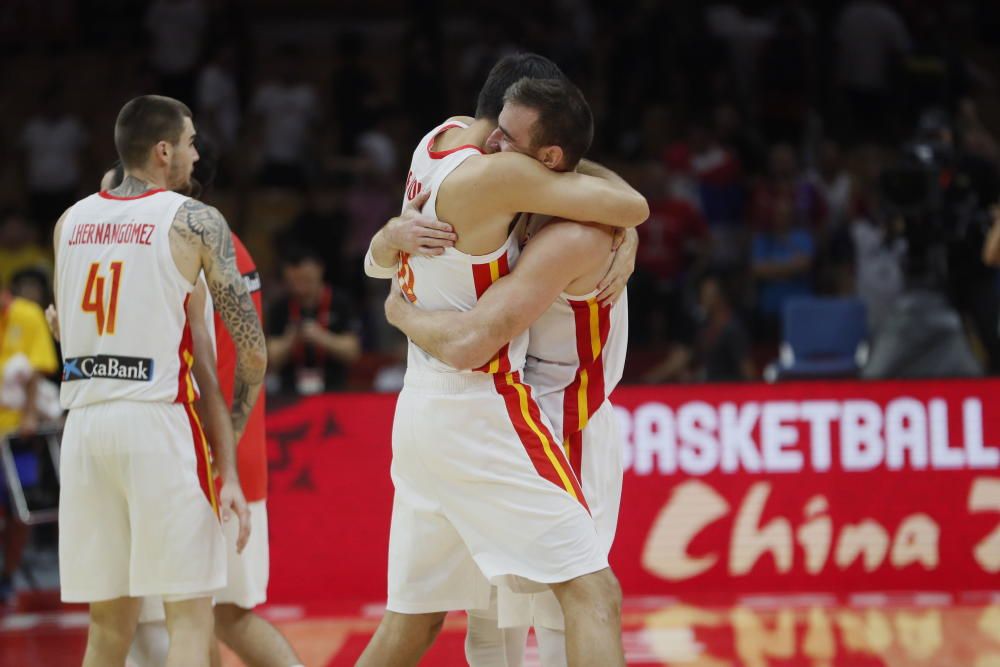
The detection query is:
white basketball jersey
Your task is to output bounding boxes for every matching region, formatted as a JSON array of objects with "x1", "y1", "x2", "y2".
[
  {"x1": 399, "y1": 119, "x2": 527, "y2": 376},
  {"x1": 57, "y1": 189, "x2": 199, "y2": 409},
  {"x1": 525, "y1": 291, "x2": 629, "y2": 442}
]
